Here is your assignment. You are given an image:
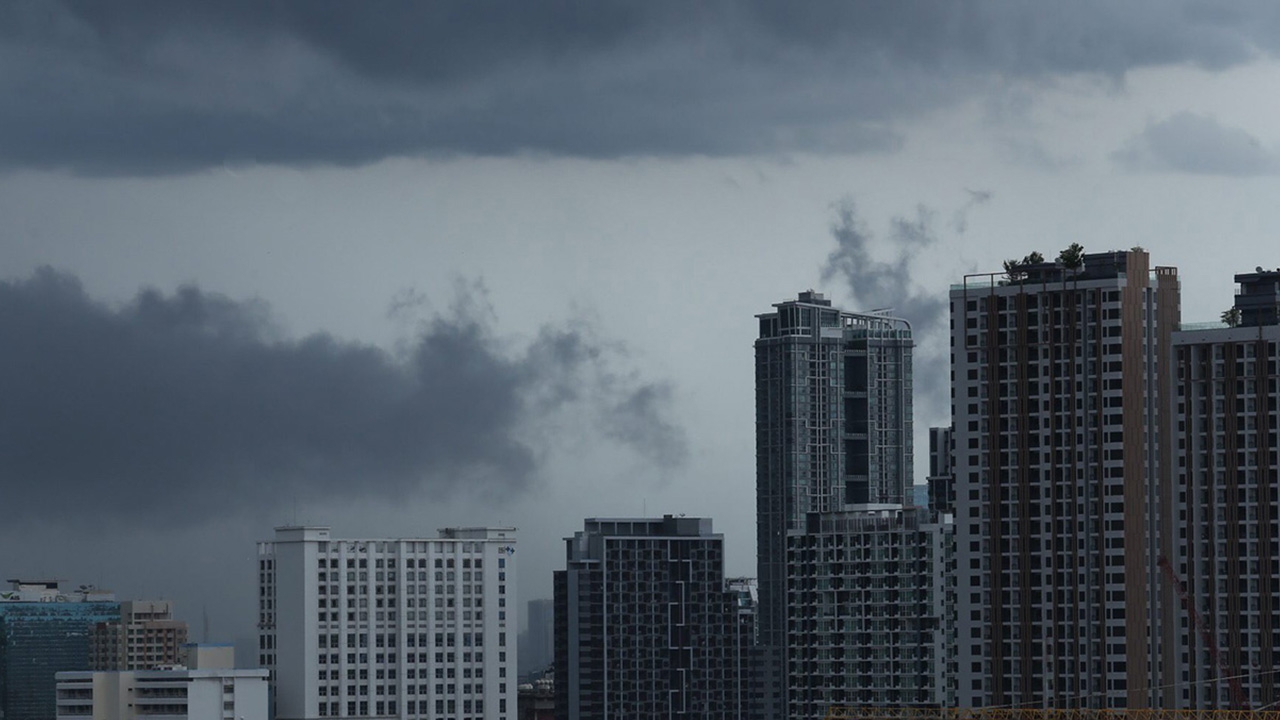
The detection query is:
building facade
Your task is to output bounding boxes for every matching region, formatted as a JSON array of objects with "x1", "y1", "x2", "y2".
[
  {"x1": 90, "y1": 600, "x2": 189, "y2": 671},
  {"x1": 786, "y1": 506, "x2": 954, "y2": 716},
  {"x1": 1169, "y1": 268, "x2": 1280, "y2": 708},
  {"x1": 56, "y1": 644, "x2": 268, "y2": 720},
  {"x1": 553, "y1": 516, "x2": 754, "y2": 720},
  {"x1": 927, "y1": 426, "x2": 955, "y2": 516},
  {"x1": 755, "y1": 291, "x2": 914, "y2": 717},
  {"x1": 257, "y1": 526, "x2": 517, "y2": 720},
  {"x1": 950, "y1": 249, "x2": 1180, "y2": 708},
  {"x1": 0, "y1": 580, "x2": 119, "y2": 720}
]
